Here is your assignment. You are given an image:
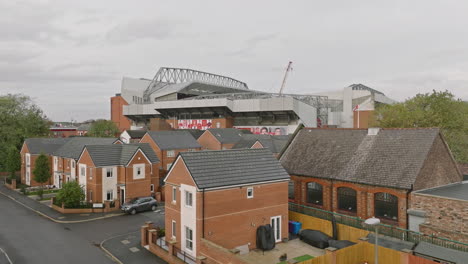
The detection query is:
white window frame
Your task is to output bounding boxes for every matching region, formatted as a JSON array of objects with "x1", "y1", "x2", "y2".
[
  {"x1": 80, "y1": 165, "x2": 86, "y2": 177},
  {"x1": 172, "y1": 220, "x2": 176, "y2": 239},
  {"x1": 54, "y1": 157, "x2": 58, "y2": 165},
  {"x1": 133, "y1": 164, "x2": 145, "y2": 180},
  {"x1": 89, "y1": 190, "x2": 93, "y2": 202},
  {"x1": 106, "y1": 190, "x2": 113, "y2": 201},
  {"x1": 150, "y1": 184, "x2": 154, "y2": 192},
  {"x1": 185, "y1": 226, "x2": 193, "y2": 251},
  {"x1": 26, "y1": 154, "x2": 30, "y2": 166},
  {"x1": 172, "y1": 187, "x2": 177, "y2": 203},
  {"x1": 71, "y1": 160, "x2": 75, "y2": 169},
  {"x1": 185, "y1": 190, "x2": 193, "y2": 207},
  {"x1": 106, "y1": 168, "x2": 113, "y2": 178},
  {"x1": 167, "y1": 150, "x2": 175, "y2": 157},
  {"x1": 89, "y1": 168, "x2": 93, "y2": 180},
  {"x1": 247, "y1": 187, "x2": 254, "y2": 199}
]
